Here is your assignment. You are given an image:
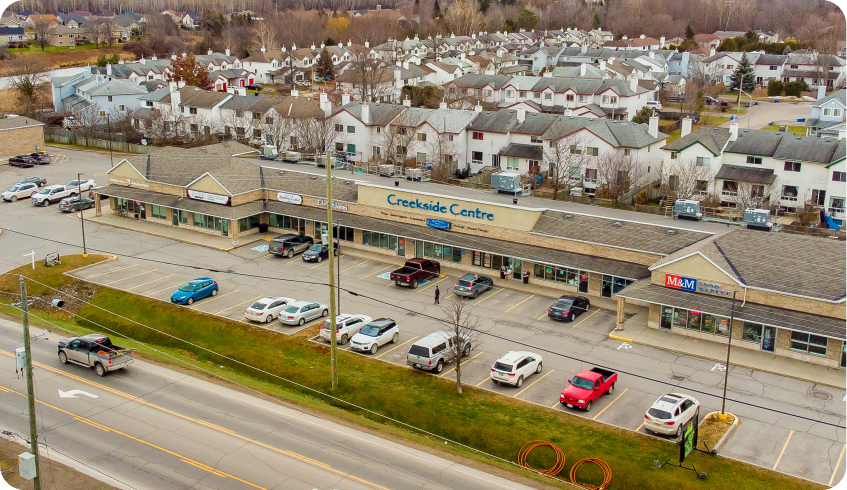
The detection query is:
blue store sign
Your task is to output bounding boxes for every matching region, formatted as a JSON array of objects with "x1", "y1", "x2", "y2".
[{"x1": 427, "y1": 219, "x2": 452, "y2": 230}]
